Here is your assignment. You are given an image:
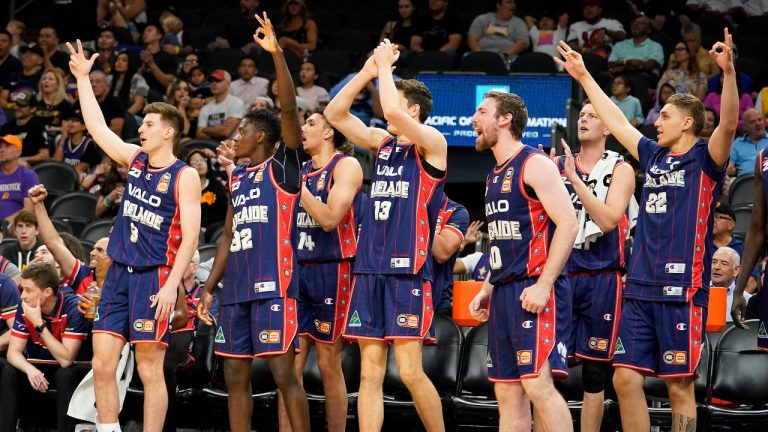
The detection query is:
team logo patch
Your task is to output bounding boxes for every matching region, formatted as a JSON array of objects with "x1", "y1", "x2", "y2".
[
  {"x1": 759, "y1": 322, "x2": 768, "y2": 339},
  {"x1": 254, "y1": 164, "x2": 266, "y2": 183},
  {"x1": 156, "y1": 172, "x2": 171, "y2": 193},
  {"x1": 315, "y1": 320, "x2": 331, "y2": 334},
  {"x1": 589, "y1": 337, "x2": 609, "y2": 351},
  {"x1": 317, "y1": 171, "x2": 327, "y2": 191},
  {"x1": 663, "y1": 350, "x2": 687, "y2": 365},
  {"x1": 1, "y1": 192, "x2": 8, "y2": 200},
  {"x1": 500, "y1": 167, "x2": 514, "y2": 193},
  {"x1": 270, "y1": 304, "x2": 282, "y2": 312},
  {"x1": 397, "y1": 314, "x2": 419, "y2": 328},
  {"x1": 614, "y1": 337, "x2": 626, "y2": 354},
  {"x1": 379, "y1": 147, "x2": 392, "y2": 160},
  {"x1": 133, "y1": 319, "x2": 155, "y2": 332},
  {"x1": 324, "y1": 298, "x2": 334, "y2": 305},
  {"x1": 348, "y1": 310, "x2": 362, "y2": 327},
  {"x1": 259, "y1": 330, "x2": 281, "y2": 343},
  {"x1": 521, "y1": 320, "x2": 533, "y2": 329},
  {"x1": 486, "y1": 352, "x2": 493, "y2": 368},
  {"x1": 215, "y1": 327, "x2": 226, "y2": 343},
  {"x1": 516, "y1": 350, "x2": 532, "y2": 365}
]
